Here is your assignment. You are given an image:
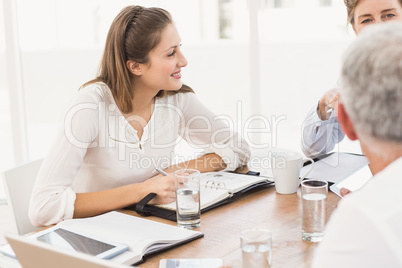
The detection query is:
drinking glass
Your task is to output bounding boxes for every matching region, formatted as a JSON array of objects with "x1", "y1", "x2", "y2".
[
  {"x1": 175, "y1": 169, "x2": 201, "y2": 229},
  {"x1": 301, "y1": 180, "x2": 328, "y2": 242},
  {"x1": 241, "y1": 228, "x2": 272, "y2": 268}
]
